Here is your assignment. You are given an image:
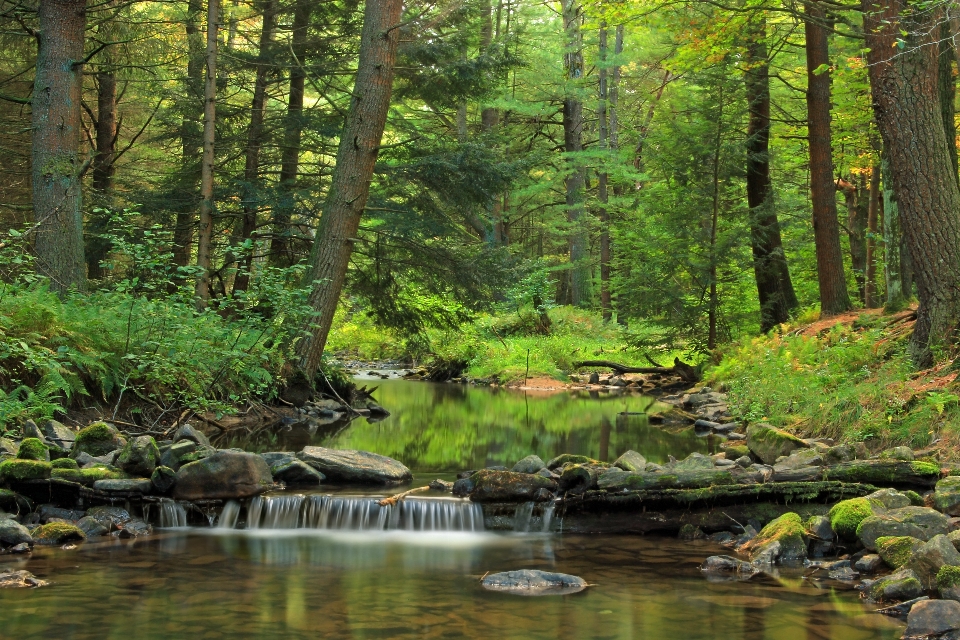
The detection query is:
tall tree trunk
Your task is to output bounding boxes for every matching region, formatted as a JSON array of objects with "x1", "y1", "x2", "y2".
[
  {"x1": 609, "y1": 24, "x2": 623, "y2": 323},
  {"x1": 837, "y1": 177, "x2": 866, "y2": 303},
  {"x1": 195, "y1": 0, "x2": 219, "y2": 305},
  {"x1": 561, "y1": 0, "x2": 588, "y2": 306},
  {"x1": 864, "y1": 0, "x2": 960, "y2": 367},
  {"x1": 882, "y1": 154, "x2": 910, "y2": 306},
  {"x1": 295, "y1": 0, "x2": 404, "y2": 377},
  {"x1": 744, "y1": 17, "x2": 798, "y2": 332},
  {"x1": 234, "y1": 0, "x2": 278, "y2": 294},
  {"x1": 940, "y1": 21, "x2": 958, "y2": 184},
  {"x1": 32, "y1": 0, "x2": 87, "y2": 293},
  {"x1": 805, "y1": 3, "x2": 851, "y2": 316},
  {"x1": 87, "y1": 69, "x2": 117, "y2": 280},
  {"x1": 598, "y1": 22, "x2": 611, "y2": 322},
  {"x1": 708, "y1": 85, "x2": 723, "y2": 350},
  {"x1": 480, "y1": 0, "x2": 506, "y2": 246},
  {"x1": 865, "y1": 164, "x2": 881, "y2": 308},
  {"x1": 272, "y1": 0, "x2": 312, "y2": 268},
  {"x1": 174, "y1": 0, "x2": 205, "y2": 270}
]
